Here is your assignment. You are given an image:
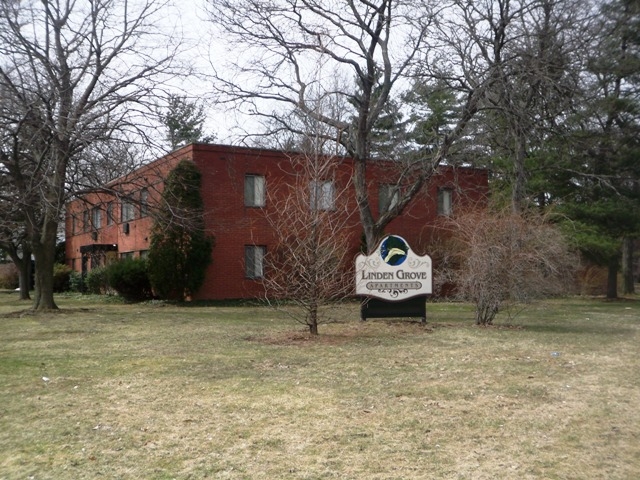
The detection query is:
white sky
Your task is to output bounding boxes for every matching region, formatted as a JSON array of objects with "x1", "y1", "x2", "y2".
[{"x1": 170, "y1": 0, "x2": 261, "y2": 144}]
